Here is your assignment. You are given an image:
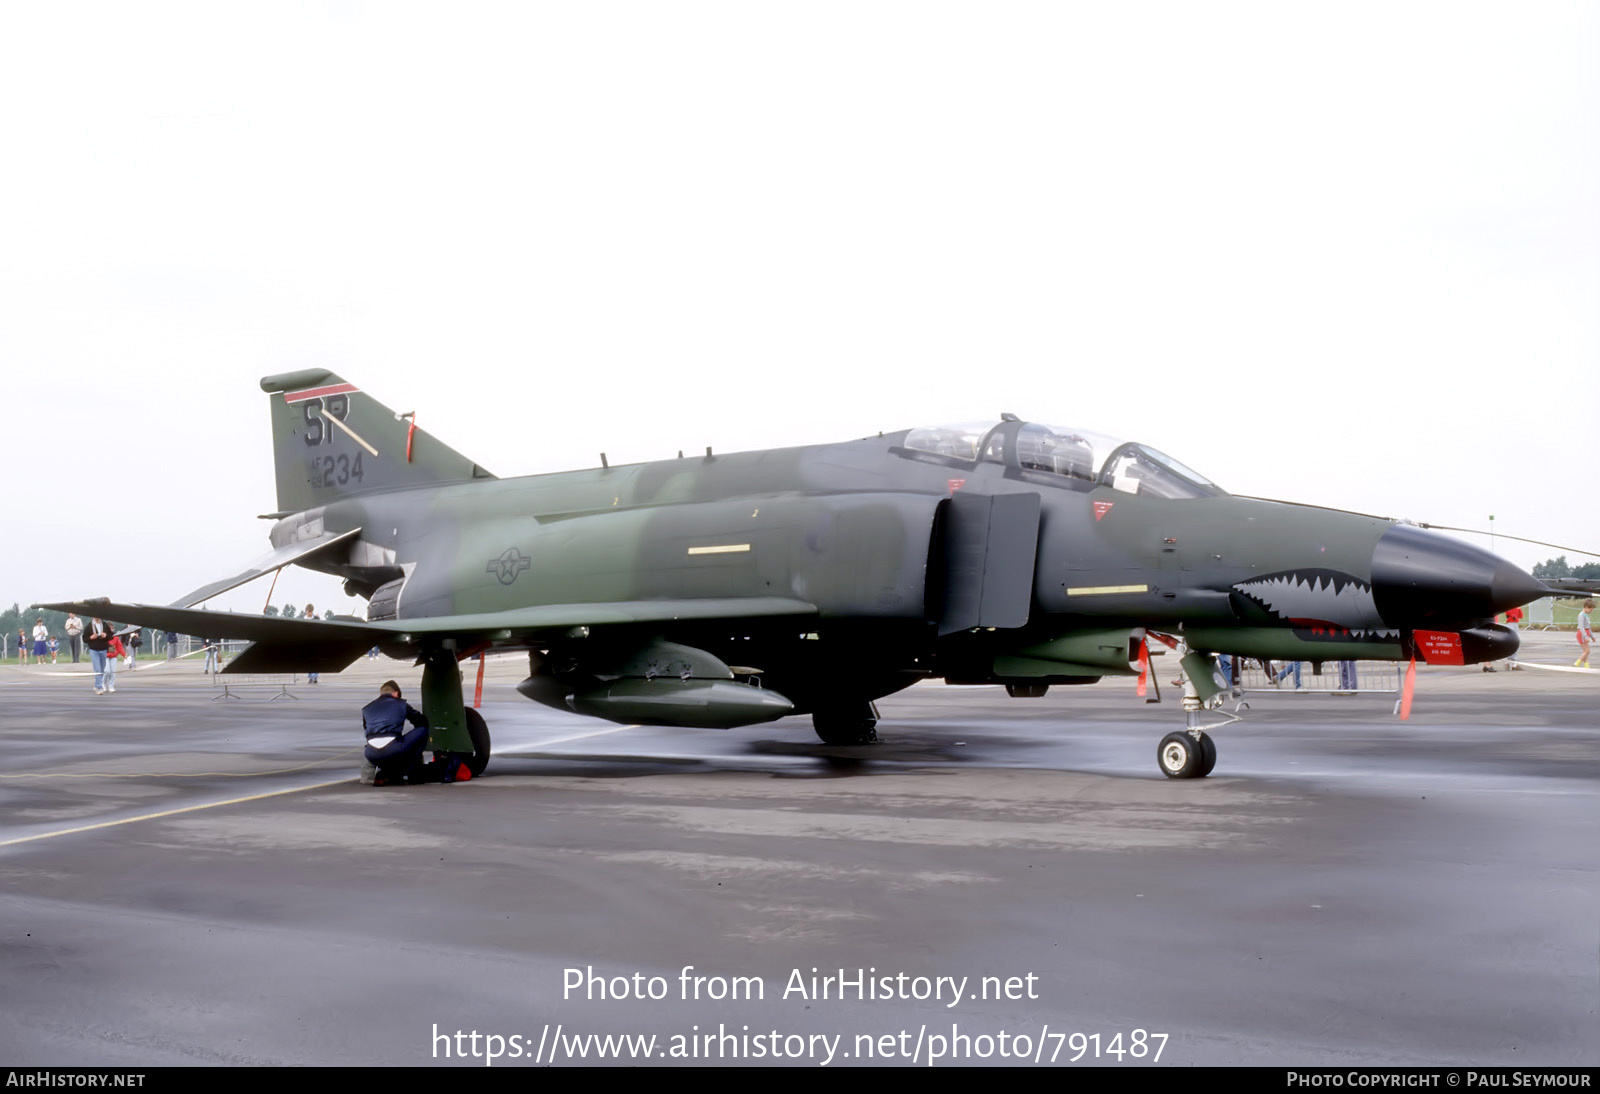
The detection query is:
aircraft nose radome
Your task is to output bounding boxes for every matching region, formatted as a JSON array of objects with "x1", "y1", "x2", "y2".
[
  {"x1": 1490, "y1": 559, "x2": 1553, "y2": 611},
  {"x1": 1370, "y1": 523, "x2": 1542, "y2": 626}
]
